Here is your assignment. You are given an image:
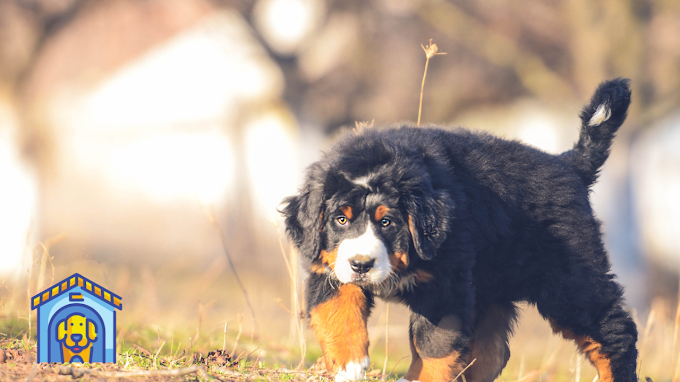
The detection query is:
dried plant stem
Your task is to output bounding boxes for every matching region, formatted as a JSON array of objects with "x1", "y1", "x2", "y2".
[
  {"x1": 231, "y1": 314, "x2": 243, "y2": 358},
  {"x1": 638, "y1": 308, "x2": 655, "y2": 376},
  {"x1": 382, "y1": 303, "x2": 390, "y2": 376},
  {"x1": 200, "y1": 203, "x2": 259, "y2": 338},
  {"x1": 418, "y1": 58, "x2": 430, "y2": 127},
  {"x1": 222, "y1": 321, "x2": 228, "y2": 352},
  {"x1": 154, "y1": 341, "x2": 165, "y2": 369},
  {"x1": 384, "y1": 355, "x2": 411, "y2": 380},
  {"x1": 26, "y1": 269, "x2": 31, "y2": 343},
  {"x1": 195, "y1": 303, "x2": 203, "y2": 347},
  {"x1": 452, "y1": 358, "x2": 476, "y2": 382},
  {"x1": 418, "y1": 39, "x2": 446, "y2": 127},
  {"x1": 272, "y1": 216, "x2": 306, "y2": 369}
]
